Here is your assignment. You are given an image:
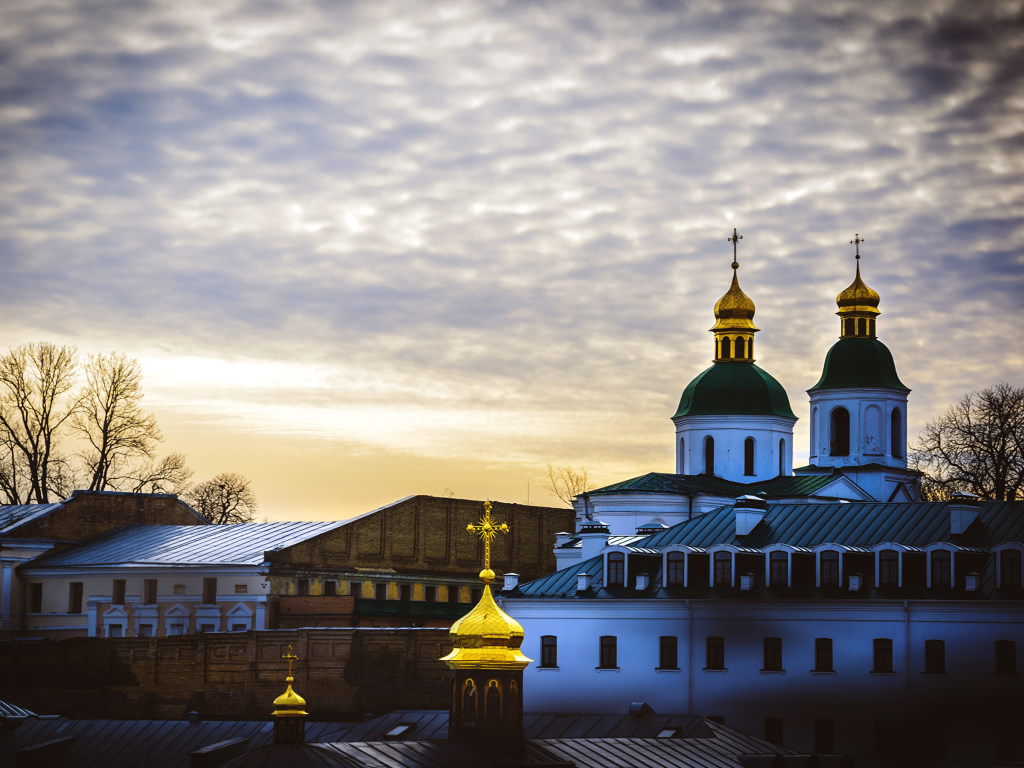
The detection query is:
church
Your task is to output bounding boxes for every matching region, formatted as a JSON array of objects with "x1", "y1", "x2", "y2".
[{"x1": 501, "y1": 233, "x2": 1024, "y2": 764}]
